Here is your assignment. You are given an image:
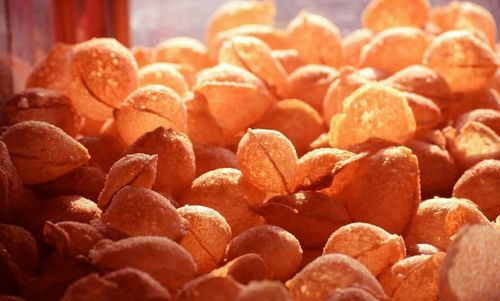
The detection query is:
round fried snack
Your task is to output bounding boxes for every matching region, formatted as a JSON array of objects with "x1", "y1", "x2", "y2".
[
  {"x1": 101, "y1": 186, "x2": 188, "y2": 240},
  {"x1": 218, "y1": 36, "x2": 289, "y2": 97},
  {"x1": 286, "y1": 254, "x2": 386, "y2": 301},
  {"x1": 193, "y1": 145, "x2": 237, "y2": 177},
  {"x1": 215, "y1": 24, "x2": 289, "y2": 54},
  {"x1": 378, "y1": 252, "x2": 445, "y2": 301},
  {"x1": 445, "y1": 89, "x2": 500, "y2": 124},
  {"x1": 272, "y1": 49, "x2": 304, "y2": 75},
  {"x1": 207, "y1": 1, "x2": 276, "y2": 57},
  {"x1": 439, "y1": 225, "x2": 500, "y2": 301},
  {"x1": 381, "y1": 64, "x2": 454, "y2": 108},
  {"x1": 211, "y1": 253, "x2": 271, "y2": 284},
  {"x1": 126, "y1": 127, "x2": 195, "y2": 198},
  {"x1": 322, "y1": 66, "x2": 371, "y2": 123},
  {"x1": 237, "y1": 129, "x2": 298, "y2": 194},
  {"x1": 97, "y1": 153, "x2": 158, "y2": 209},
  {"x1": 401, "y1": 92, "x2": 442, "y2": 131},
  {"x1": 131, "y1": 46, "x2": 154, "y2": 68},
  {"x1": 326, "y1": 288, "x2": 379, "y2": 301},
  {"x1": 323, "y1": 223, "x2": 406, "y2": 276},
  {"x1": 455, "y1": 109, "x2": 500, "y2": 135},
  {"x1": 359, "y1": 27, "x2": 428, "y2": 74},
  {"x1": 405, "y1": 197, "x2": 490, "y2": 250},
  {"x1": 430, "y1": 1, "x2": 497, "y2": 47},
  {"x1": 4, "y1": 88, "x2": 83, "y2": 137},
  {"x1": 61, "y1": 268, "x2": 171, "y2": 301},
  {"x1": 175, "y1": 275, "x2": 242, "y2": 301},
  {"x1": 341, "y1": 29, "x2": 373, "y2": 67},
  {"x1": 423, "y1": 30, "x2": 498, "y2": 93},
  {"x1": 237, "y1": 280, "x2": 291, "y2": 301},
  {"x1": 0, "y1": 141, "x2": 24, "y2": 223},
  {"x1": 155, "y1": 37, "x2": 211, "y2": 71},
  {"x1": 89, "y1": 236, "x2": 196, "y2": 290},
  {"x1": 43, "y1": 221, "x2": 104, "y2": 258},
  {"x1": 0, "y1": 121, "x2": 90, "y2": 185},
  {"x1": 194, "y1": 64, "x2": 273, "y2": 136},
  {"x1": 327, "y1": 84, "x2": 416, "y2": 149},
  {"x1": 138, "y1": 63, "x2": 189, "y2": 97},
  {"x1": 453, "y1": 159, "x2": 500, "y2": 220},
  {"x1": 406, "y1": 243, "x2": 440, "y2": 256},
  {"x1": 78, "y1": 135, "x2": 124, "y2": 172},
  {"x1": 182, "y1": 168, "x2": 265, "y2": 236},
  {"x1": 225, "y1": 225, "x2": 302, "y2": 281},
  {"x1": 362, "y1": 0, "x2": 431, "y2": 32},
  {"x1": 407, "y1": 134, "x2": 460, "y2": 199},
  {"x1": 26, "y1": 43, "x2": 113, "y2": 121},
  {"x1": 185, "y1": 93, "x2": 226, "y2": 146},
  {"x1": 0, "y1": 224, "x2": 39, "y2": 283},
  {"x1": 177, "y1": 205, "x2": 232, "y2": 274},
  {"x1": 114, "y1": 85, "x2": 187, "y2": 146},
  {"x1": 286, "y1": 11, "x2": 342, "y2": 67},
  {"x1": 449, "y1": 121, "x2": 500, "y2": 169},
  {"x1": 334, "y1": 146, "x2": 420, "y2": 234},
  {"x1": 286, "y1": 64, "x2": 339, "y2": 113},
  {"x1": 72, "y1": 38, "x2": 138, "y2": 110},
  {"x1": 254, "y1": 192, "x2": 351, "y2": 249},
  {"x1": 252, "y1": 99, "x2": 325, "y2": 155}
]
